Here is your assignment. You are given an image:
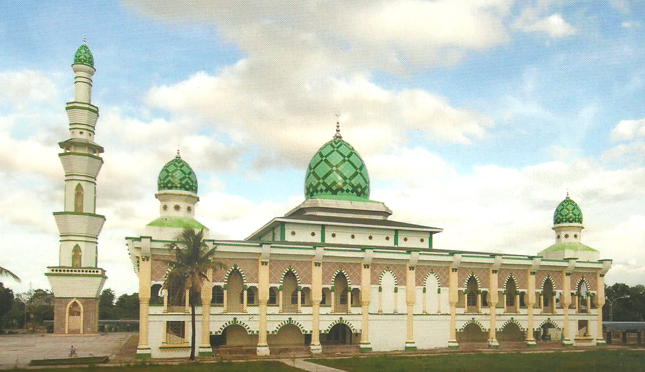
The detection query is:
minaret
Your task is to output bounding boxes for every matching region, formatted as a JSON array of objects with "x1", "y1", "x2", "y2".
[{"x1": 46, "y1": 41, "x2": 107, "y2": 334}]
